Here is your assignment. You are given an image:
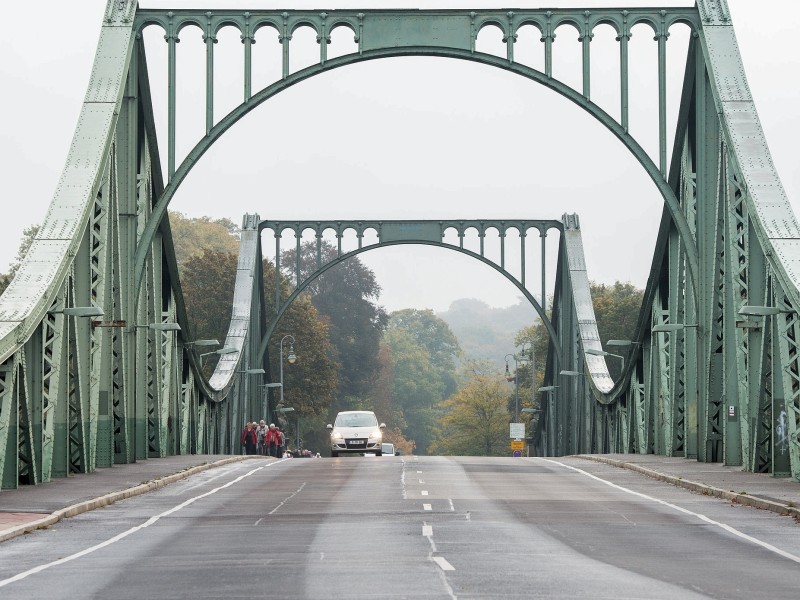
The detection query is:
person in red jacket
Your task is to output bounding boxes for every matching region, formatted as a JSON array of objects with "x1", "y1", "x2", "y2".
[
  {"x1": 264, "y1": 423, "x2": 280, "y2": 457},
  {"x1": 241, "y1": 422, "x2": 258, "y2": 455}
]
